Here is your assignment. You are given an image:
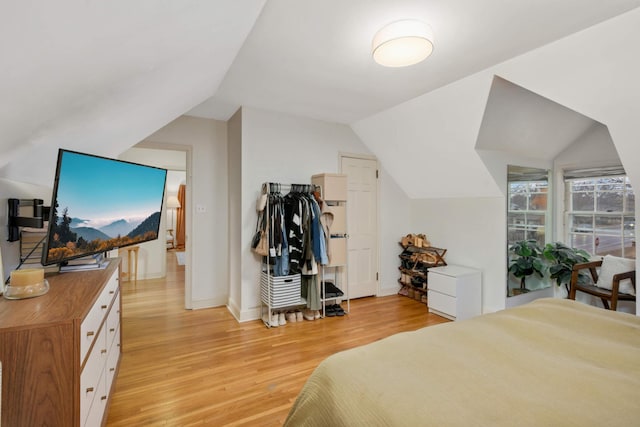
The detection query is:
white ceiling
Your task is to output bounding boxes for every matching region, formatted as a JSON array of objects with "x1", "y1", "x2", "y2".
[
  {"x1": 2, "y1": 0, "x2": 640, "y2": 186},
  {"x1": 476, "y1": 77, "x2": 601, "y2": 161},
  {"x1": 189, "y1": 0, "x2": 640, "y2": 123}
]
